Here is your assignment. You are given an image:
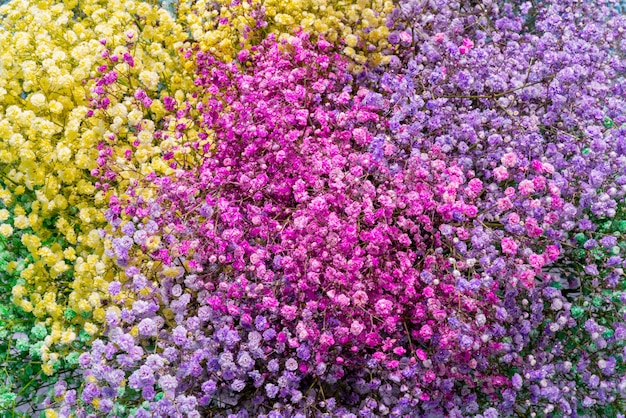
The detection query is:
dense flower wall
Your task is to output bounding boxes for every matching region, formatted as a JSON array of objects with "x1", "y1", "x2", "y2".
[{"x1": 0, "y1": 0, "x2": 625, "y2": 417}]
